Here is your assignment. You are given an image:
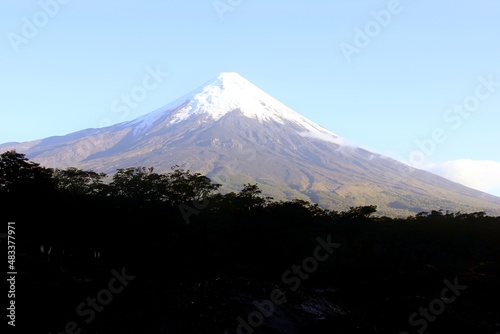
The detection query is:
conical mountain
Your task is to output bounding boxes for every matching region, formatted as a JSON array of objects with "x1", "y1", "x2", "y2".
[
  {"x1": 1, "y1": 72, "x2": 499, "y2": 217},
  {"x1": 121, "y1": 71, "x2": 342, "y2": 141}
]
